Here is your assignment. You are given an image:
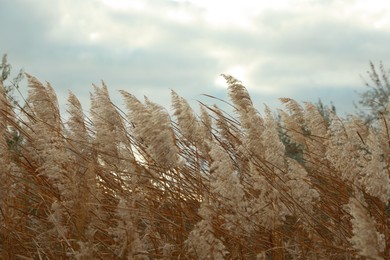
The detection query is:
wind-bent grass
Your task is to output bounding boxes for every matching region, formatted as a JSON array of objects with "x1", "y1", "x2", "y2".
[{"x1": 0, "y1": 74, "x2": 388, "y2": 259}]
